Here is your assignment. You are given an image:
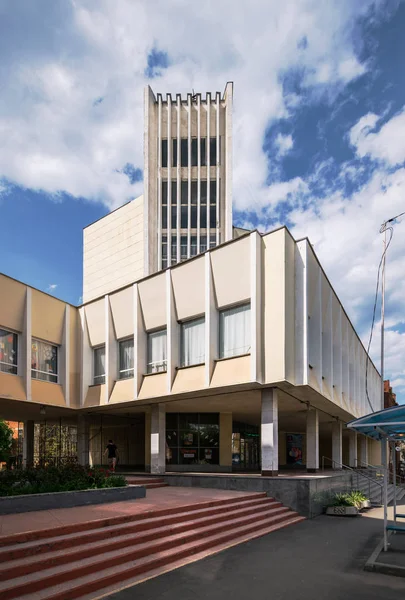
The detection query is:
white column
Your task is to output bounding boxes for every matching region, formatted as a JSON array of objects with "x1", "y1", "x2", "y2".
[
  {"x1": 166, "y1": 269, "x2": 178, "y2": 393},
  {"x1": 106, "y1": 296, "x2": 117, "y2": 401},
  {"x1": 23, "y1": 287, "x2": 32, "y2": 401},
  {"x1": 157, "y1": 94, "x2": 162, "y2": 270},
  {"x1": 77, "y1": 415, "x2": 89, "y2": 466},
  {"x1": 205, "y1": 253, "x2": 217, "y2": 386},
  {"x1": 187, "y1": 93, "x2": 192, "y2": 258},
  {"x1": 261, "y1": 388, "x2": 278, "y2": 476},
  {"x1": 176, "y1": 94, "x2": 181, "y2": 263},
  {"x1": 295, "y1": 241, "x2": 308, "y2": 386},
  {"x1": 332, "y1": 420, "x2": 343, "y2": 469},
  {"x1": 215, "y1": 91, "x2": 220, "y2": 245},
  {"x1": 250, "y1": 232, "x2": 262, "y2": 383},
  {"x1": 359, "y1": 434, "x2": 368, "y2": 467},
  {"x1": 151, "y1": 403, "x2": 165, "y2": 474},
  {"x1": 167, "y1": 94, "x2": 172, "y2": 267},
  {"x1": 60, "y1": 305, "x2": 70, "y2": 406},
  {"x1": 79, "y1": 306, "x2": 92, "y2": 407},
  {"x1": 134, "y1": 283, "x2": 146, "y2": 398},
  {"x1": 224, "y1": 82, "x2": 233, "y2": 242},
  {"x1": 197, "y1": 93, "x2": 201, "y2": 254},
  {"x1": 23, "y1": 420, "x2": 34, "y2": 467},
  {"x1": 306, "y1": 407, "x2": 319, "y2": 472},
  {"x1": 348, "y1": 430, "x2": 358, "y2": 468}
]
